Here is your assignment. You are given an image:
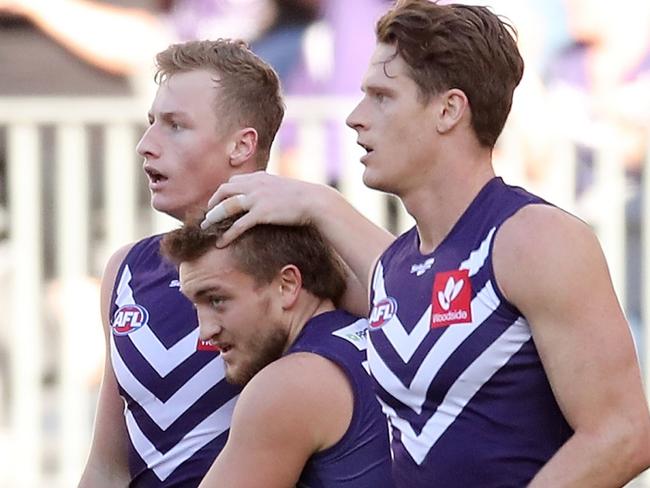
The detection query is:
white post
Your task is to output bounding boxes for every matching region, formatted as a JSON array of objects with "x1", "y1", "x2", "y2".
[
  {"x1": 104, "y1": 124, "x2": 139, "y2": 254},
  {"x1": 593, "y1": 144, "x2": 627, "y2": 306},
  {"x1": 56, "y1": 124, "x2": 92, "y2": 487},
  {"x1": 8, "y1": 124, "x2": 43, "y2": 488}
]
